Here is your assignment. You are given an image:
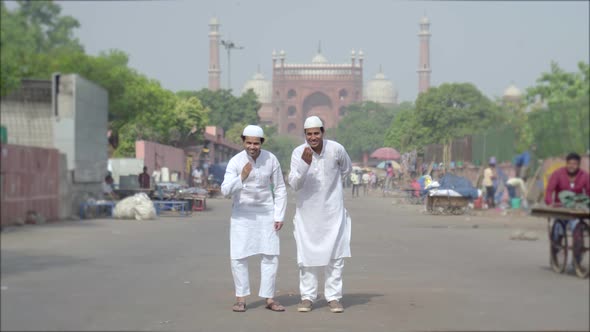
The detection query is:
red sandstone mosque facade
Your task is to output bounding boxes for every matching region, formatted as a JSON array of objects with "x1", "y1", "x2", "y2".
[{"x1": 209, "y1": 16, "x2": 432, "y2": 136}]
